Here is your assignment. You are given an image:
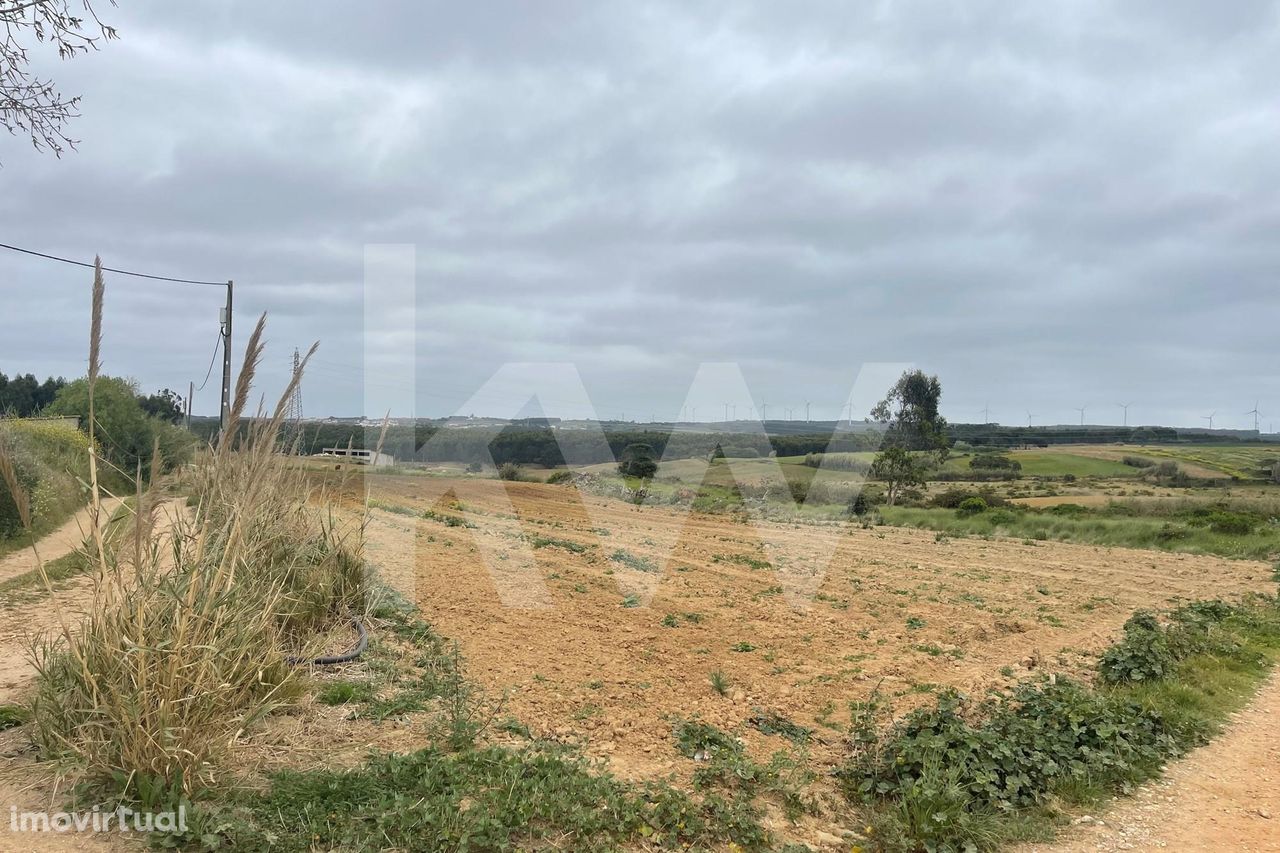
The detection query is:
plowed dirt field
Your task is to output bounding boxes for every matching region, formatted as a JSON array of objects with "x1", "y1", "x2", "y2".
[{"x1": 355, "y1": 475, "x2": 1274, "y2": 782}]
